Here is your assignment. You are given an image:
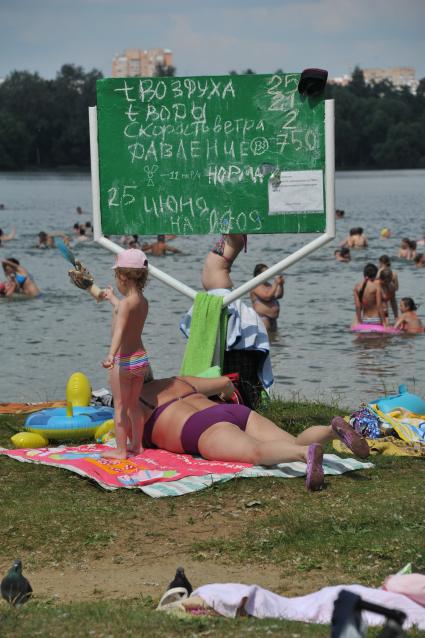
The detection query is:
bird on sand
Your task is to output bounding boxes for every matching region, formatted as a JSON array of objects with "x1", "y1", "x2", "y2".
[
  {"x1": 1, "y1": 559, "x2": 33, "y2": 607},
  {"x1": 168, "y1": 567, "x2": 193, "y2": 595}
]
